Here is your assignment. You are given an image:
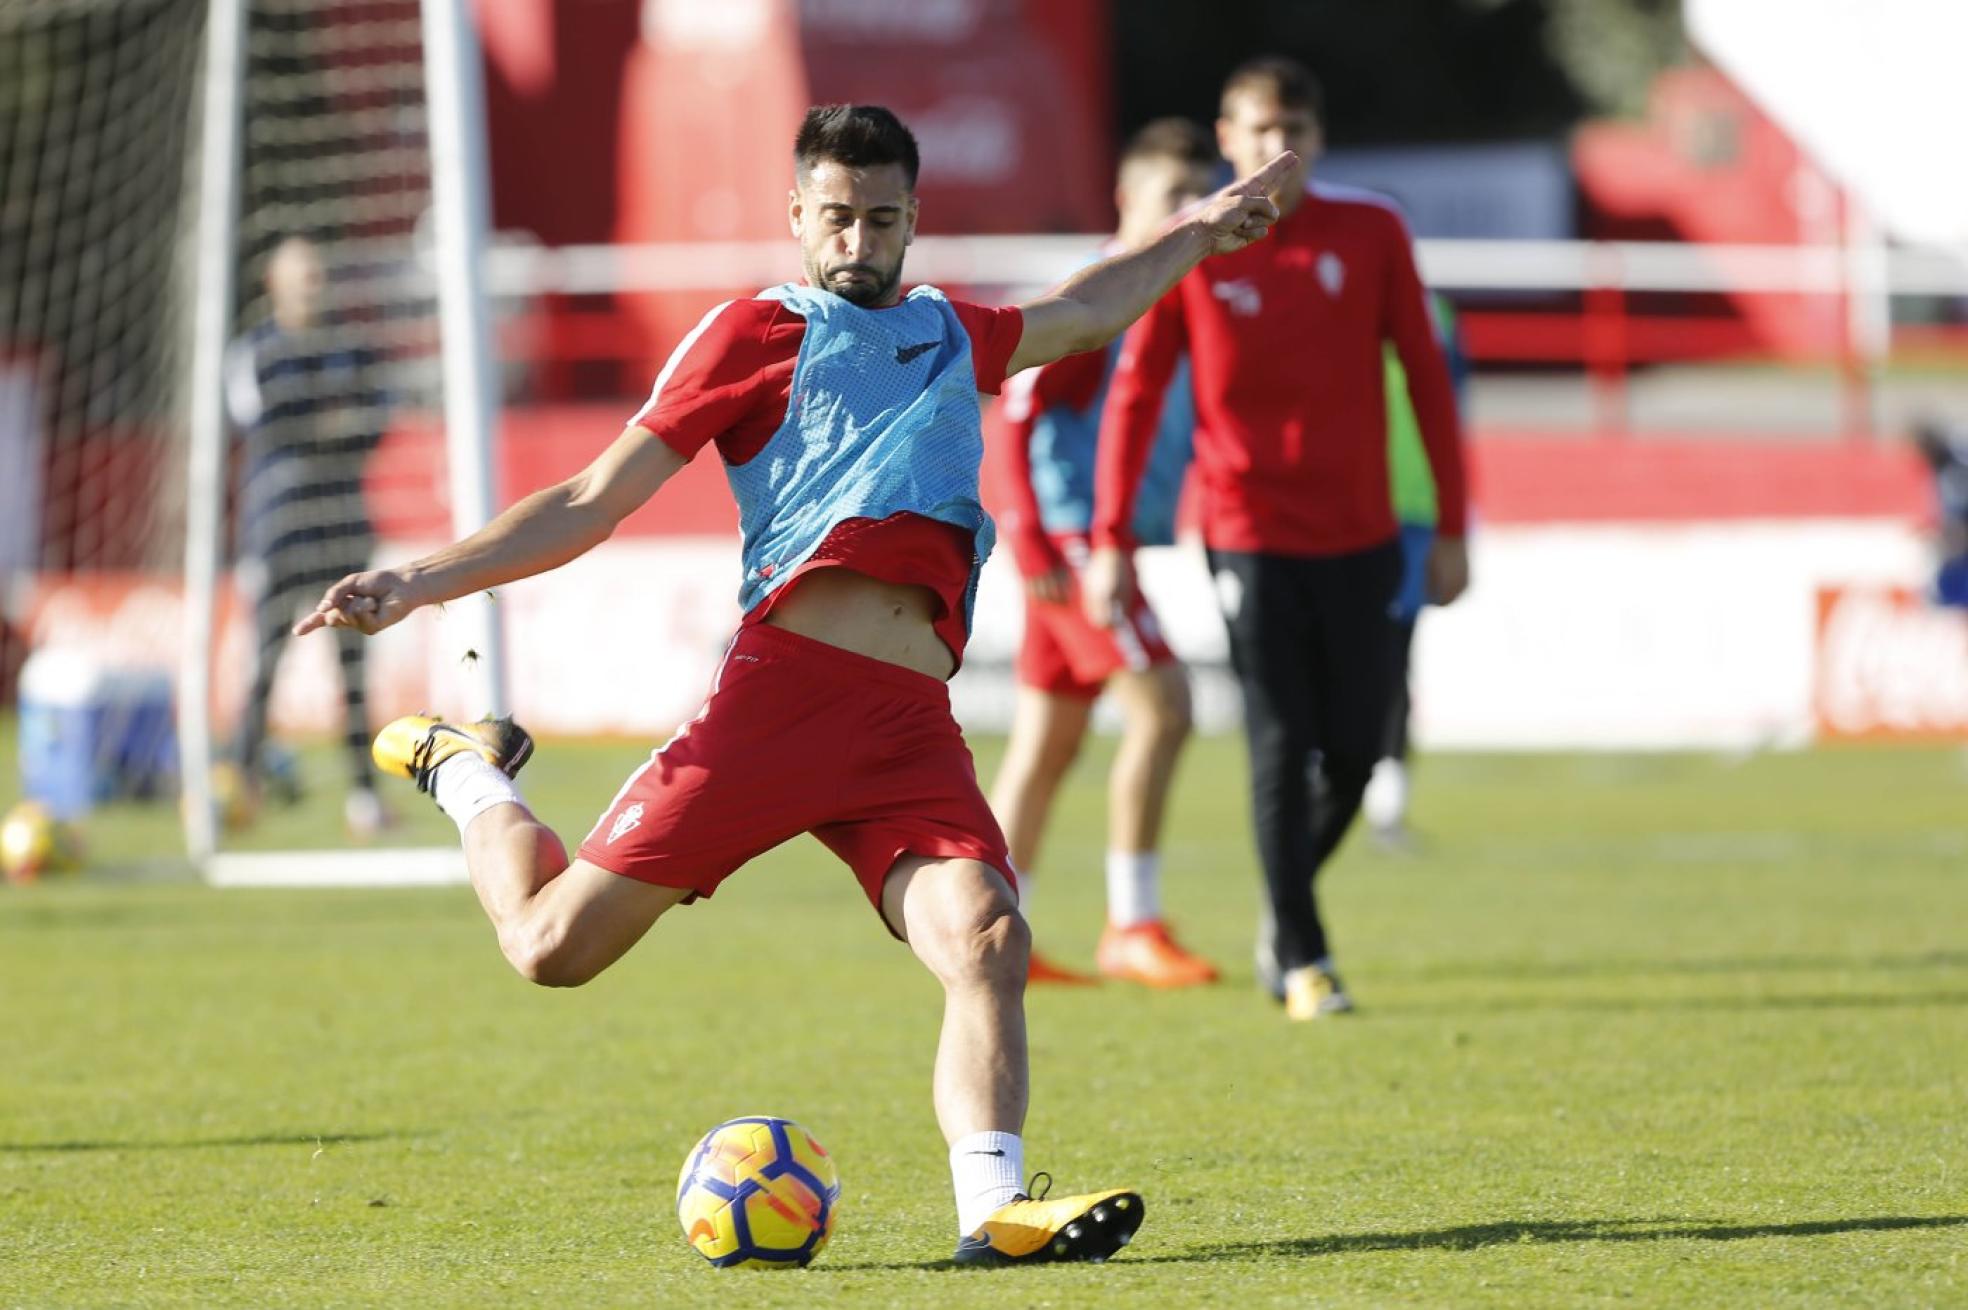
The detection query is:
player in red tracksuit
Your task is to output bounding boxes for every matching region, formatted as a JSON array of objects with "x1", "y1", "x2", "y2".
[{"x1": 1085, "y1": 56, "x2": 1472, "y2": 1021}]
